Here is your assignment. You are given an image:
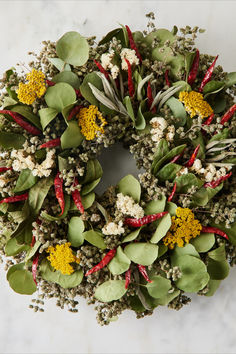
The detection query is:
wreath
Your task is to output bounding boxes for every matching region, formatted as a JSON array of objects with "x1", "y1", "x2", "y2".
[{"x1": 0, "y1": 14, "x2": 235, "y2": 325}]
